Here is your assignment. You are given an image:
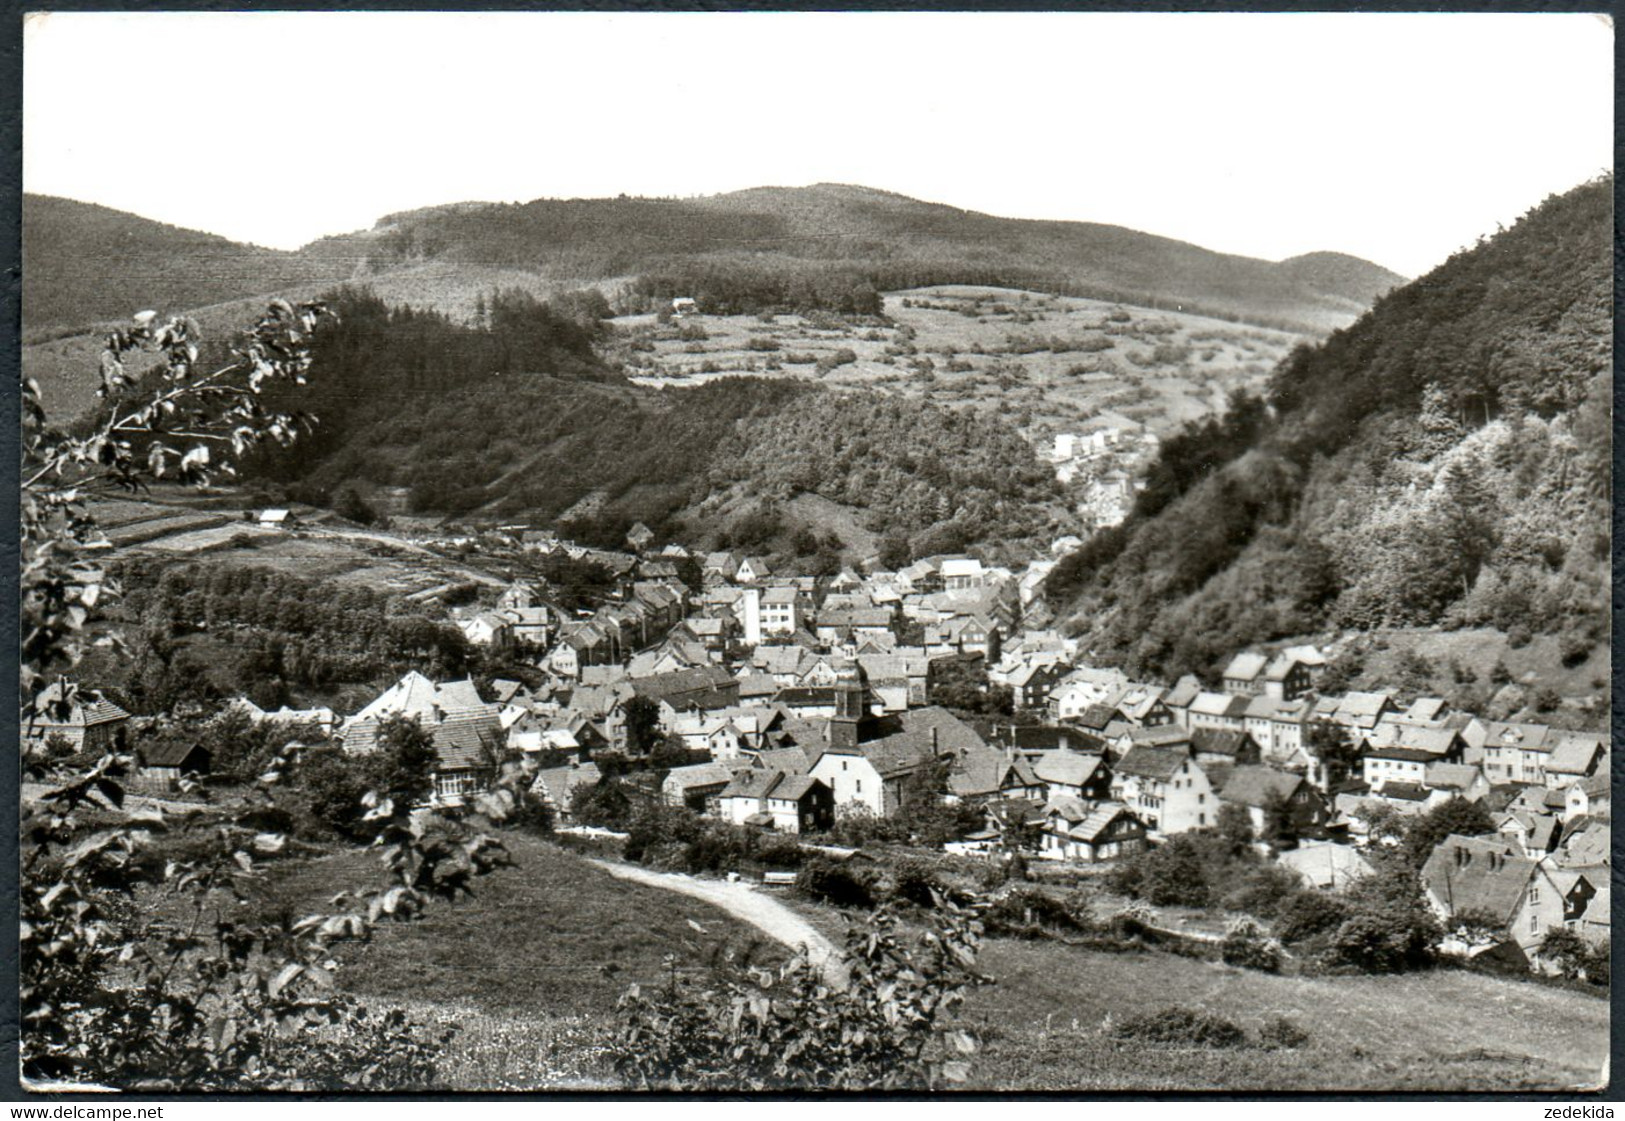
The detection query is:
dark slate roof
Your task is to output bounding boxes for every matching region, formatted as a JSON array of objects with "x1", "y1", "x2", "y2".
[
  {"x1": 1421, "y1": 834, "x2": 1537, "y2": 926},
  {"x1": 1377, "y1": 781, "x2": 1430, "y2": 803},
  {"x1": 1215, "y1": 765, "x2": 1303, "y2": 808},
  {"x1": 140, "y1": 741, "x2": 209, "y2": 768},
  {"x1": 1114, "y1": 745, "x2": 1188, "y2": 782},
  {"x1": 630, "y1": 665, "x2": 737, "y2": 701},
  {"x1": 1032, "y1": 750, "x2": 1104, "y2": 788},
  {"x1": 1367, "y1": 746, "x2": 1438, "y2": 763},
  {"x1": 1191, "y1": 728, "x2": 1252, "y2": 759}
]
